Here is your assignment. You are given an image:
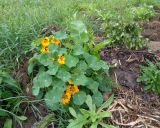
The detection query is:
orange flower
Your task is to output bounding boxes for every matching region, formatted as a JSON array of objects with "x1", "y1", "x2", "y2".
[
  {"x1": 40, "y1": 47, "x2": 49, "y2": 53},
  {"x1": 68, "y1": 80, "x2": 73, "y2": 85},
  {"x1": 58, "y1": 54, "x2": 65, "y2": 64},
  {"x1": 41, "y1": 37, "x2": 50, "y2": 47},
  {"x1": 51, "y1": 36, "x2": 60, "y2": 45},
  {"x1": 54, "y1": 39, "x2": 60, "y2": 45},
  {"x1": 51, "y1": 36, "x2": 55, "y2": 43},
  {"x1": 66, "y1": 85, "x2": 71, "y2": 92},
  {"x1": 61, "y1": 85, "x2": 80, "y2": 105},
  {"x1": 70, "y1": 85, "x2": 79, "y2": 95},
  {"x1": 61, "y1": 92, "x2": 71, "y2": 105}
]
